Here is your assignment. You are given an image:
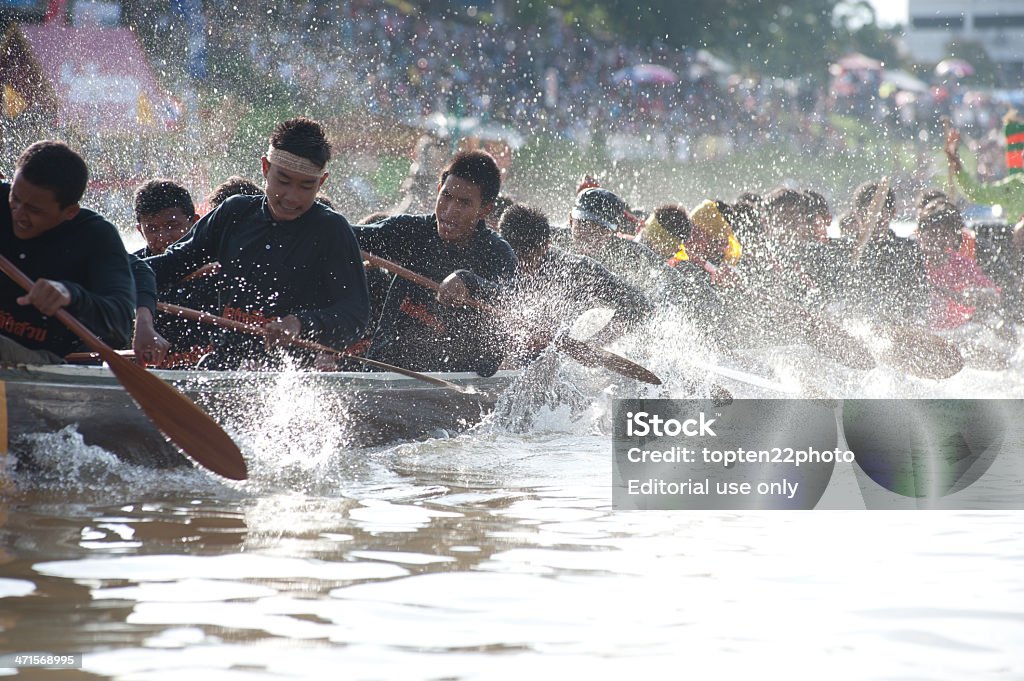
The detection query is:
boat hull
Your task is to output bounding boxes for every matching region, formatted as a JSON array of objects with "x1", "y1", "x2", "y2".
[{"x1": 1, "y1": 364, "x2": 516, "y2": 471}]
